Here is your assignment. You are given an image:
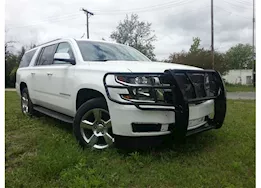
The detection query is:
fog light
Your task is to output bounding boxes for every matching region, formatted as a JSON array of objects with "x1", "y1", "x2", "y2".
[{"x1": 188, "y1": 117, "x2": 205, "y2": 128}]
